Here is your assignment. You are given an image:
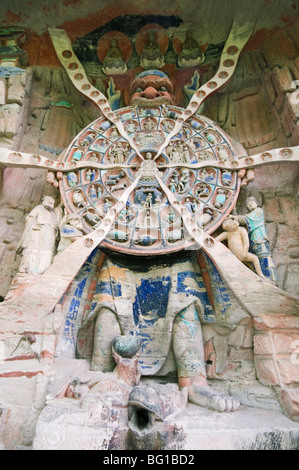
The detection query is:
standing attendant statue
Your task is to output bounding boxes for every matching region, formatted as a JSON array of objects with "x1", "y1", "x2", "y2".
[
  {"x1": 17, "y1": 196, "x2": 62, "y2": 275},
  {"x1": 229, "y1": 197, "x2": 278, "y2": 284}
]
